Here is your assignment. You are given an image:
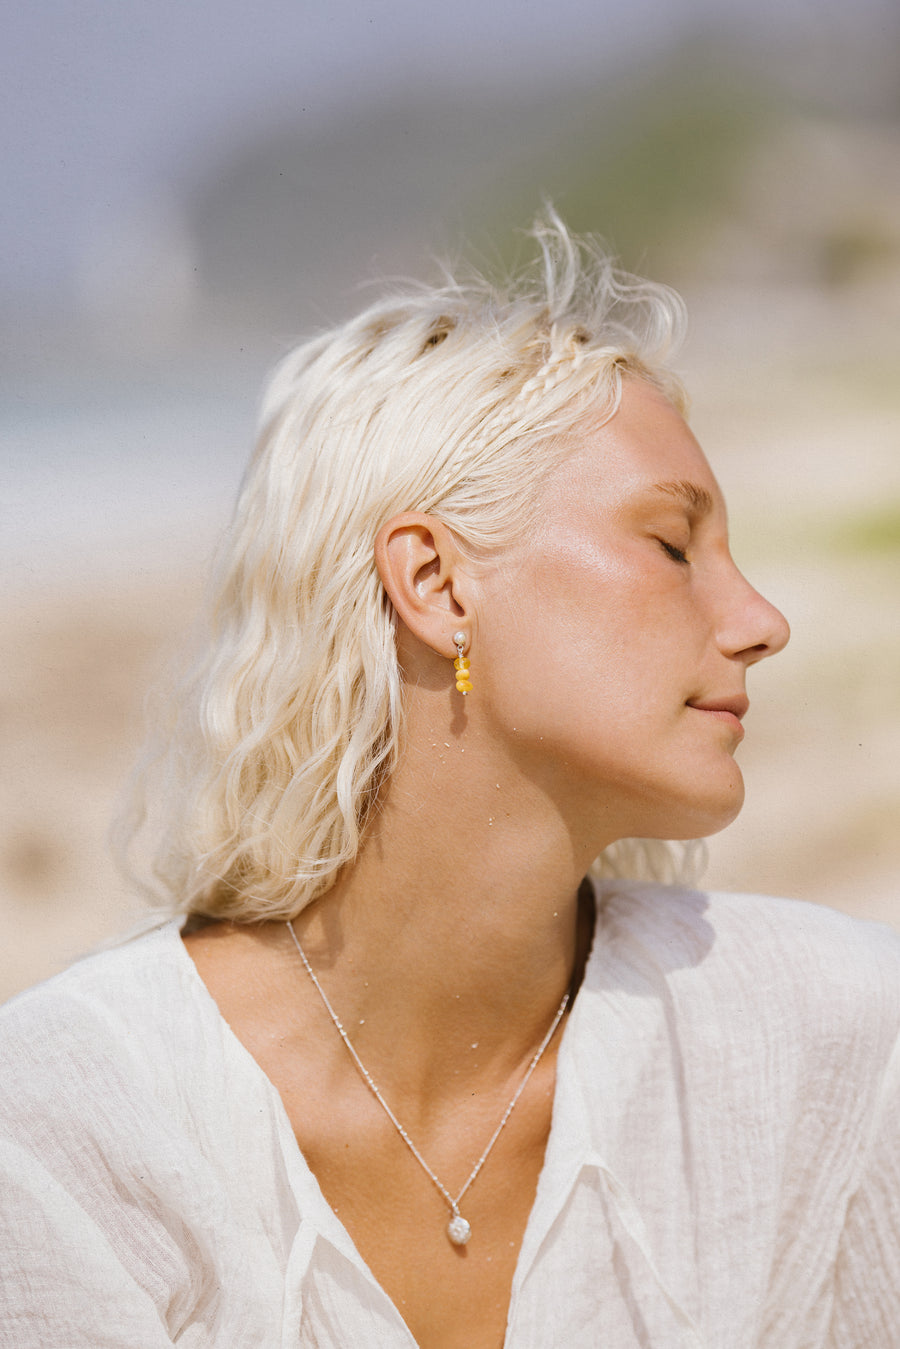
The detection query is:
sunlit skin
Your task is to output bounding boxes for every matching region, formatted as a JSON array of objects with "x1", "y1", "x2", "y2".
[
  {"x1": 466, "y1": 377, "x2": 791, "y2": 848},
  {"x1": 185, "y1": 379, "x2": 789, "y2": 1349}
]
